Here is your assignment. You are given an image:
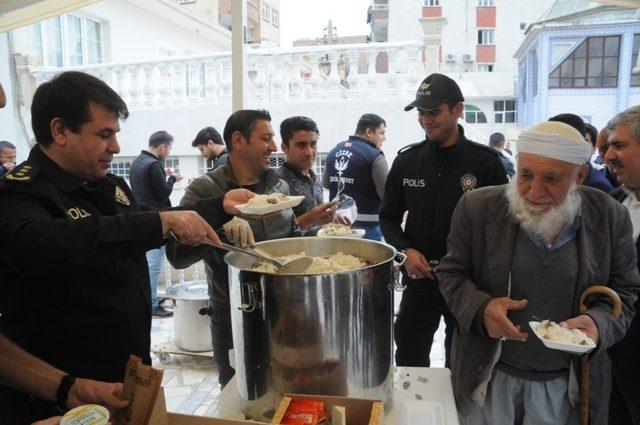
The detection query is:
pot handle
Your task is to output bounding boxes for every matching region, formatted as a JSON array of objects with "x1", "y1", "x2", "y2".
[
  {"x1": 238, "y1": 282, "x2": 261, "y2": 313},
  {"x1": 390, "y1": 251, "x2": 408, "y2": 291}
]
